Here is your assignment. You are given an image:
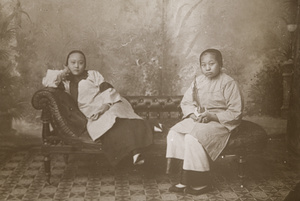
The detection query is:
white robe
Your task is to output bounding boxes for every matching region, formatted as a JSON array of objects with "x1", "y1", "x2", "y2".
[
  {"x1": 42, "y1": 69, "x2": 142, "y2": 141},
  {"x1": 166, "y1": 72, "x2": 243, "y2": 166}
]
